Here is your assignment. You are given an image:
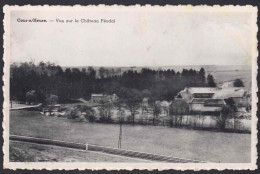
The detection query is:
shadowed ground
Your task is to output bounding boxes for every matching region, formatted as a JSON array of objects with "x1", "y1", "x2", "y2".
[{"x1": 10, "y1": 141, "x2": 149, "y2": 162}]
